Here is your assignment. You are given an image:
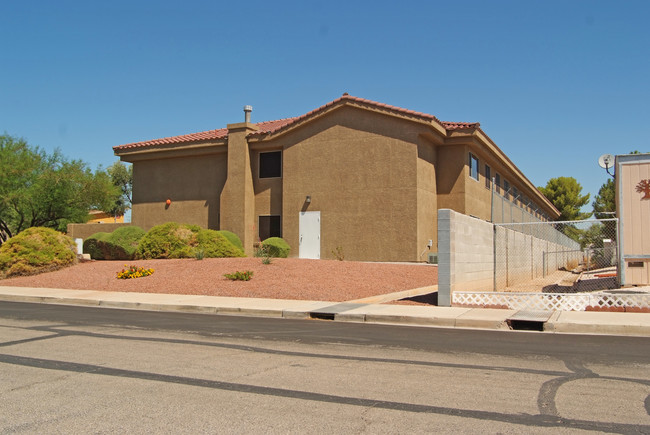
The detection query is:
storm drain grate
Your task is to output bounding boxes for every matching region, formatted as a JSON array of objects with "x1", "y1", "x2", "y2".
[
  {"x1": 309, "y1": 312, "x2": 335, "y2": 321},
  {"x1": 506, "y1": 310, "x2": 553, "y2": 332}
]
